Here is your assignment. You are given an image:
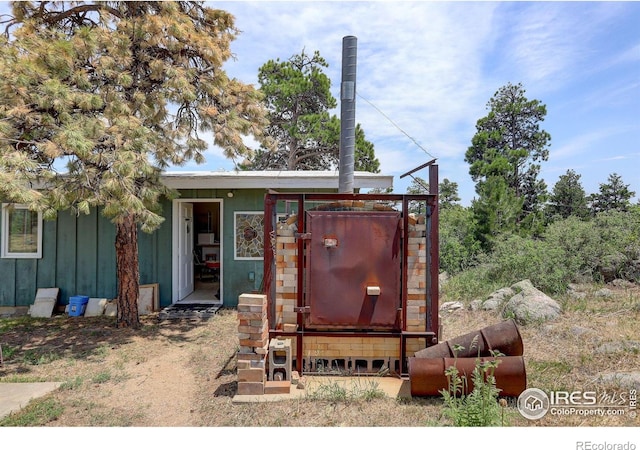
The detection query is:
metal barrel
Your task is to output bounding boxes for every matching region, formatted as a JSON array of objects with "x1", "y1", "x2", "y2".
[
  {"x1": 408, "y1": 355, "x2": 527, "y2": 397},
  {"x1": 413, "y1": 318, "x2": 523, "y2": 359}
]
